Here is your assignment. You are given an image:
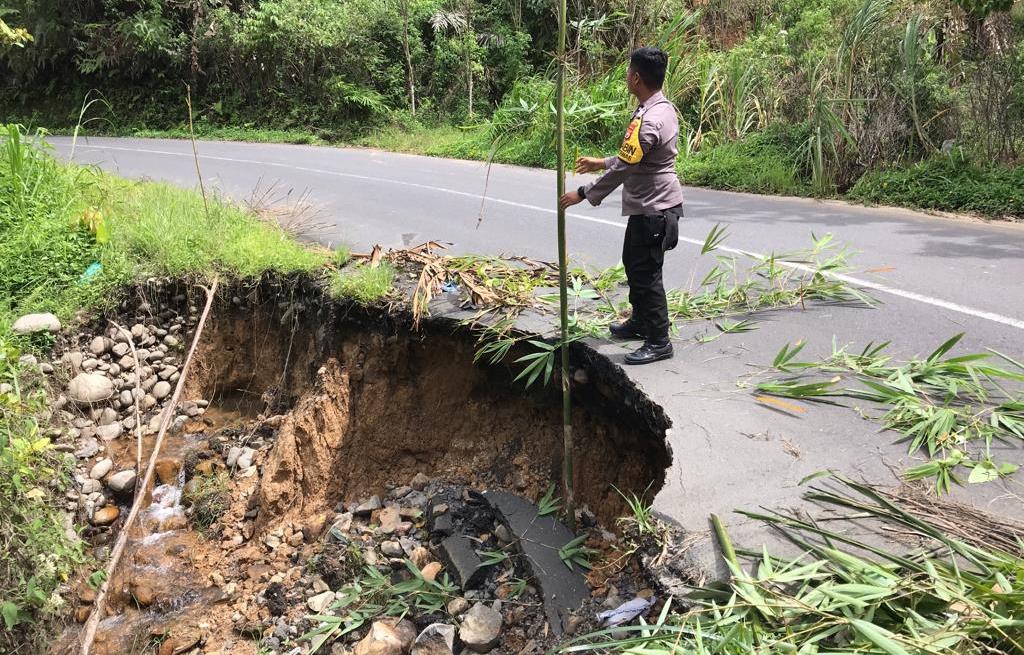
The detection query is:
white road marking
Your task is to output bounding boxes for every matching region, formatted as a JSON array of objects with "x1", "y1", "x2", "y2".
[{"x1": 67, "y1": 143, "x2": 1024, "y2": 331}]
